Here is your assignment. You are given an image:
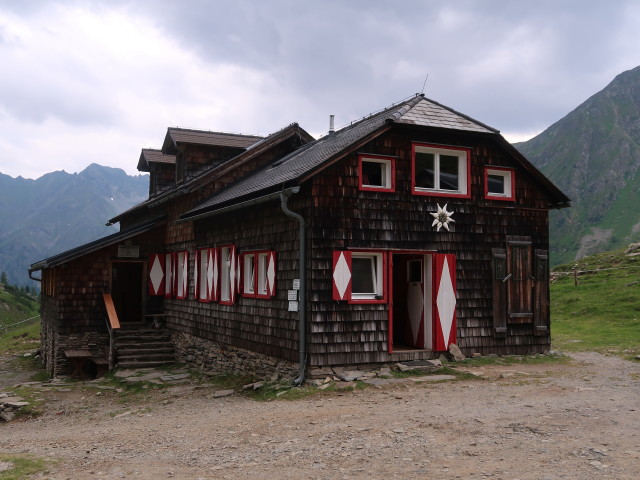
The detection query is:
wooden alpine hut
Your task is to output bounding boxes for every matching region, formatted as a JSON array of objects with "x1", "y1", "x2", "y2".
[{"x1": 30, "y1": 94, "x2": 570, "y2": 380}]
